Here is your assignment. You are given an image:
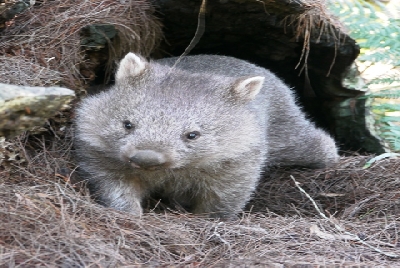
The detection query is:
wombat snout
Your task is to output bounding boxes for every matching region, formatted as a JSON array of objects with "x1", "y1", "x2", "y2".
[{"x1": 128, "y1": 150, "x2": 167, "y2": 169}]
